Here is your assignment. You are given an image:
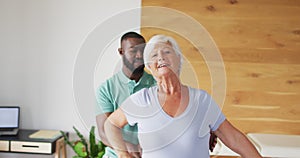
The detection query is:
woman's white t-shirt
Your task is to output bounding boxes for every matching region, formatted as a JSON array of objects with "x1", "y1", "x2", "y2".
[{"x1": 121, "y1": 86, "x2": 226, "y2": 158}]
